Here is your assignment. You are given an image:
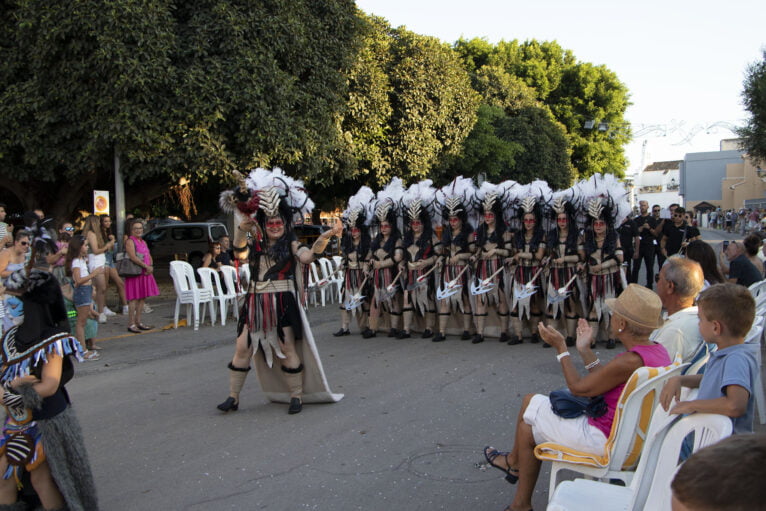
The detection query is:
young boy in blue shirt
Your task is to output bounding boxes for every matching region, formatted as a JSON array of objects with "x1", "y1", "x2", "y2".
[{"x1": 660, "y1": 283, "x2": 758, "y2": 433}]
